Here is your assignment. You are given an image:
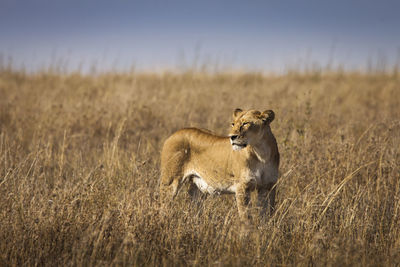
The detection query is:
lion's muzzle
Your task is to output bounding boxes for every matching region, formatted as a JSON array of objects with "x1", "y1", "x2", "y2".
[{"x1": 229, "y1": 135, "x2": 247, "y2": 150}]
